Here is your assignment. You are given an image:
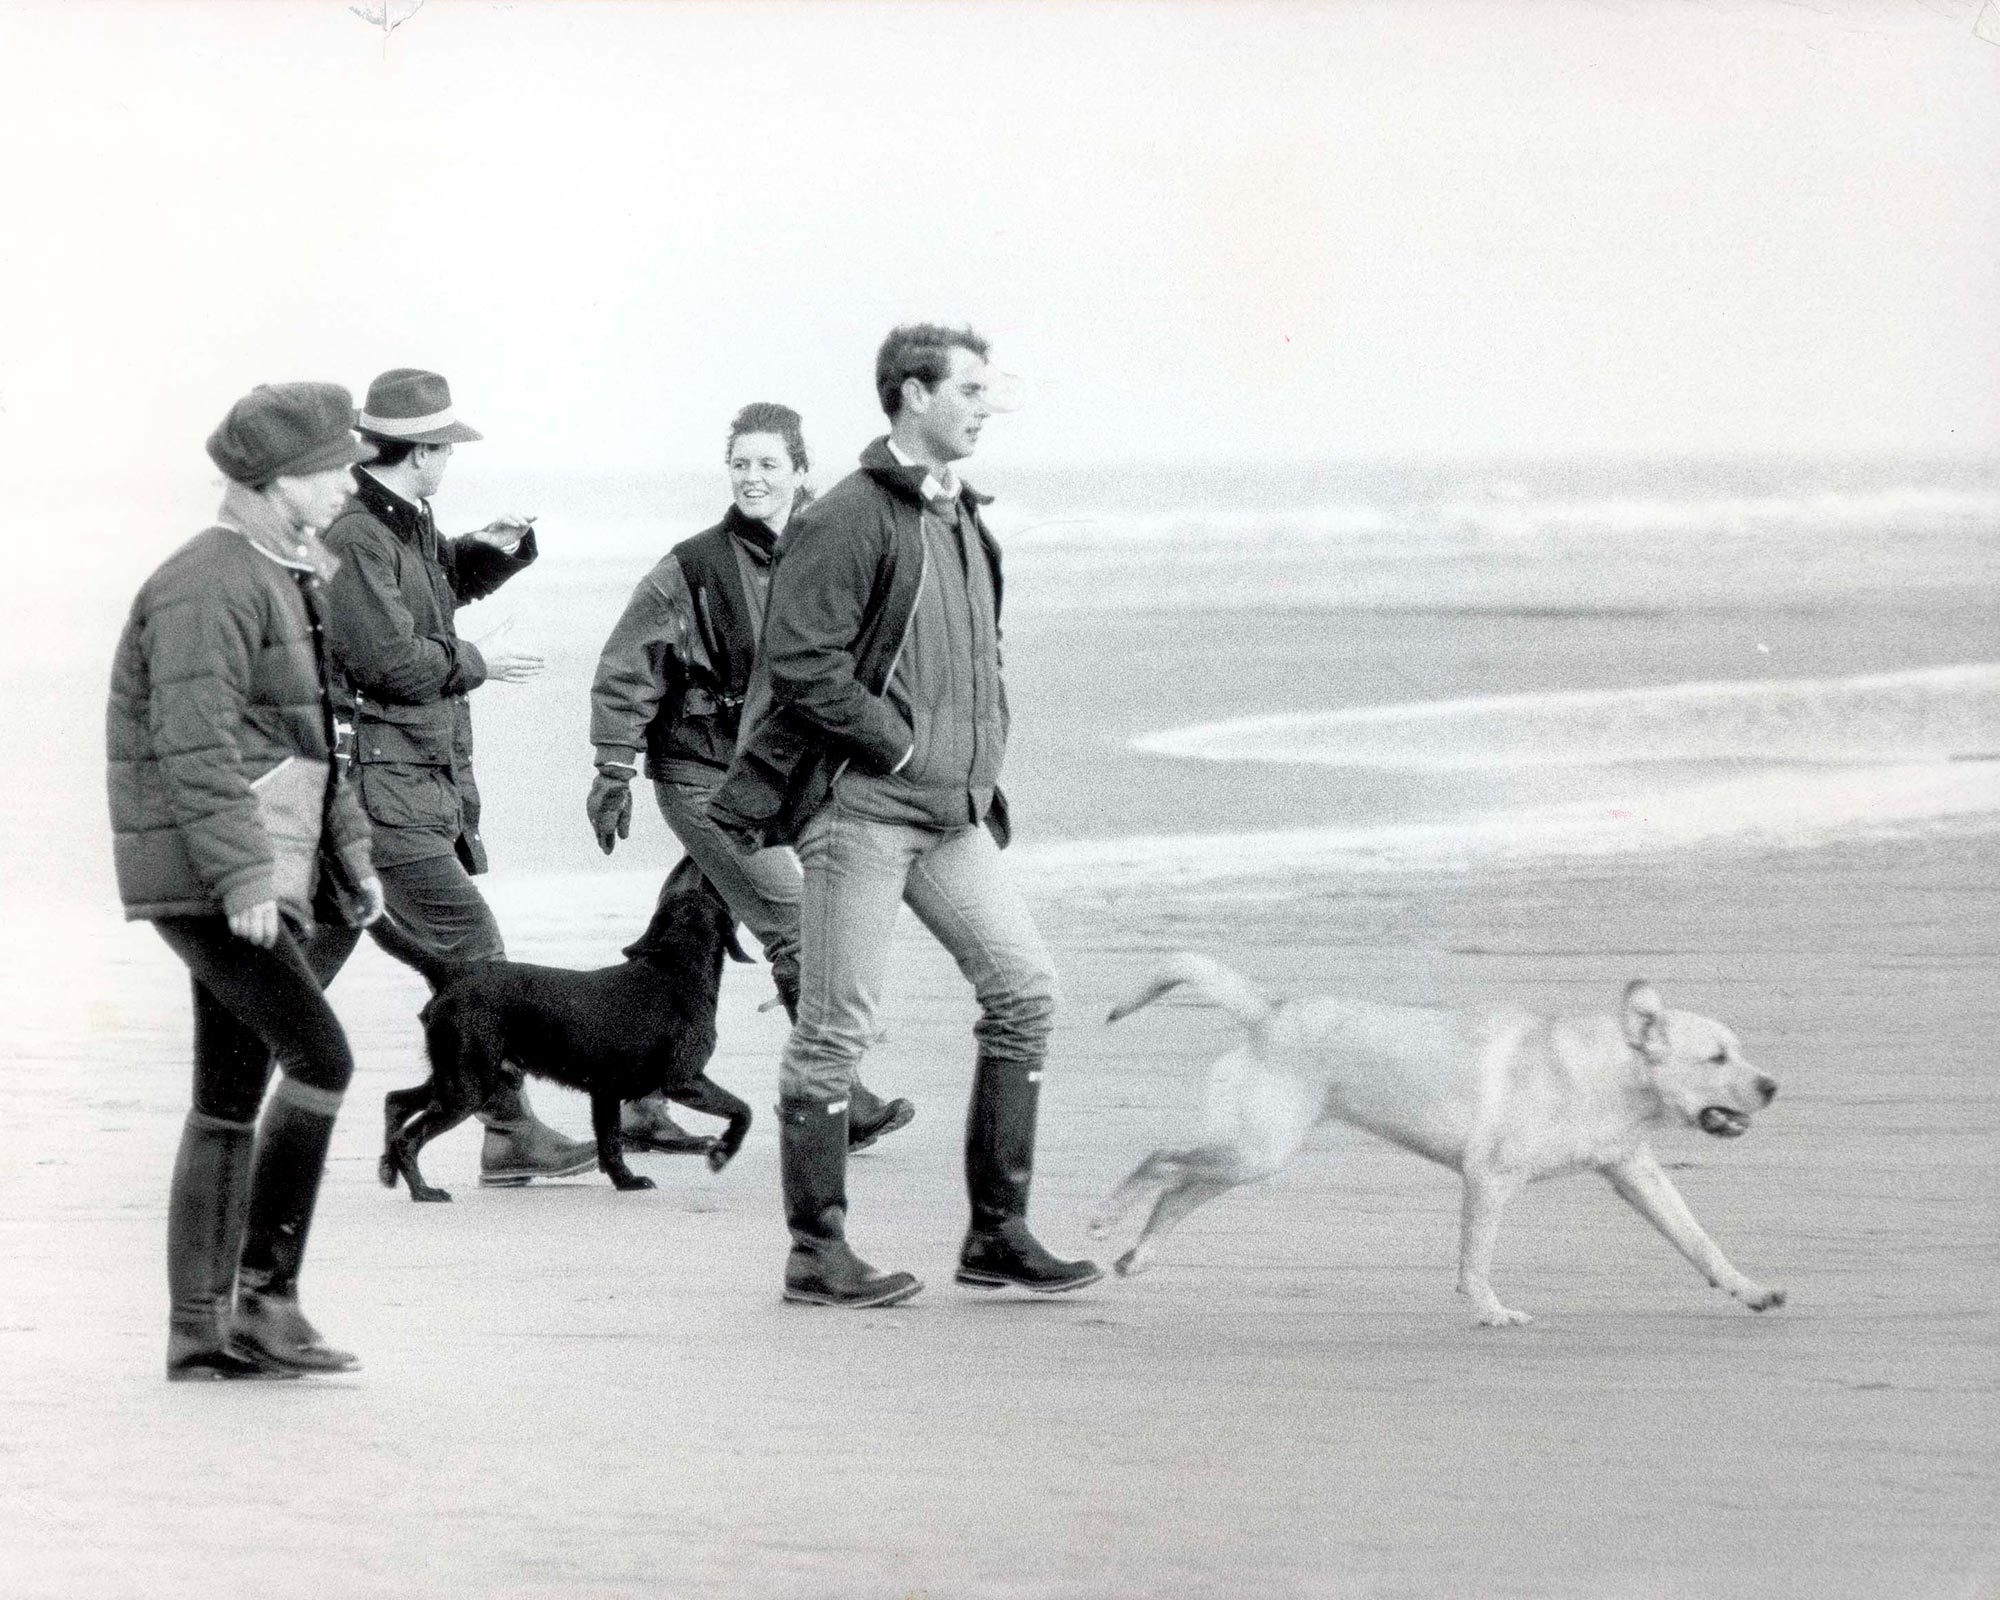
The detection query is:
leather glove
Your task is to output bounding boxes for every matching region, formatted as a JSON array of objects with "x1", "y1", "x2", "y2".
[{"x1": 587, "y1": 771, "x2": 633, "y2": 855}]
